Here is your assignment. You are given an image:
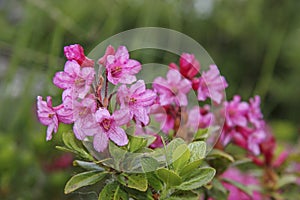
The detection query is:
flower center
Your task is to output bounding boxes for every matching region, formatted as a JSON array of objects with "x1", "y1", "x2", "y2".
[
  {"x1": 101, "y1": 118, "x2": 111, "y2": 131},
  {"x1": 75, "y1": 78, "x2": 85, "y2": 87},
  {"x1": 111, "y1": 66, "x2": 122, "y2": 77},
  {"x1": 129, "y1": 97, "x2": 137, "y2": 105}
]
